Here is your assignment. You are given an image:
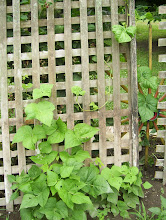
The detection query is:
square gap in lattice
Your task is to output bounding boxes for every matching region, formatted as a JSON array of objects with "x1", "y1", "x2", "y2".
[
  {"x1": 9, "y1": 126, "x2": 16, "y2": 134},
  {"x1": 22, "y1": 60, "x2": 32, "y2": 68},
  {"x1": 87, "y1": 8, "x2": 95, "y2": 16},
  {"x1": 54, "y1": 9, "x2": 64, "y2": 18},
  {"x1": 7, "y1": 29, "x2": 13, "y2": 37},
  {"x1": 73, "y1": 72, "x2": 82, "y2": 81},
  {"x1": 107, "y1": 149, "x2": 114, "y2": 156},
  {"x1": 71, "y1": 8, "x2": 80, "y2": 17},
  {"x1": 57, "y1": 105, "x2": 66, "y2": 114},
  {"x1": 23, "y1": 91, "x2": 33, "y2": 100},
  {"x1": 72, "y1": 40, "x2": 81, "y2": 49},
  {"x1": 57, "y1": 89, "x2": 66, "y2": 97},
  {"x1": 55, "y1": 41, "x2": 64, "y2": 50},
  {"x1": 104, "y1": 38, "x2": 112, "y2": 47},
  {"x1": 21, "y1": 44, "x2": 31, "y2": 53},
  {"x1": 39, "y1": 42, "x2": 48, "y2": 51},
  {"x1": 92, "y1": 150, "x2": 99, "y2": 158},
  {"x1": 21, "y1": 28, "x2": 31, "y2": 36},
  {"x1": 88, "y1": 39, "x2": 96, "y2": 48},
  {"x1": 89, "y1": 71, "x2": 97, "y2": 80},
  {"x1": 56, "y1": 73, "x2": 65, "y2": 82},
  {"x1": 41, "y1": 75, "x2": 49, "y2": 83},
  {"x1": 7, "y1": 45, "x2": 13, "y2": 54}
]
